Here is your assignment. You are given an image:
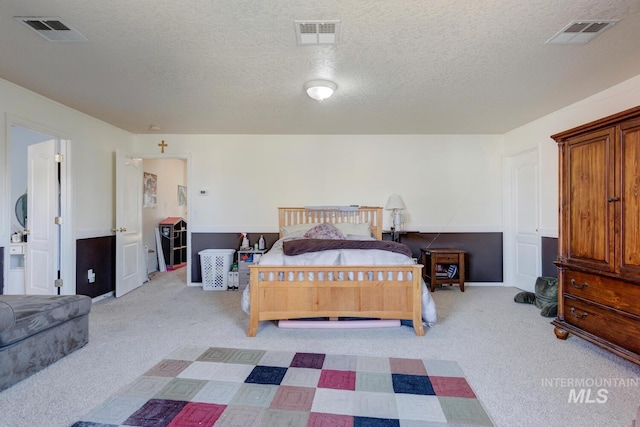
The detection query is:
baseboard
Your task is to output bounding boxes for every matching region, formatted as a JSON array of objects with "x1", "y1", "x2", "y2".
[
  {"x1": 91, "y1": 292, "x2": 113, "y2": 302},
  {"x1": 464, "y1": 282, "x2": 505, "y2": 287}
]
